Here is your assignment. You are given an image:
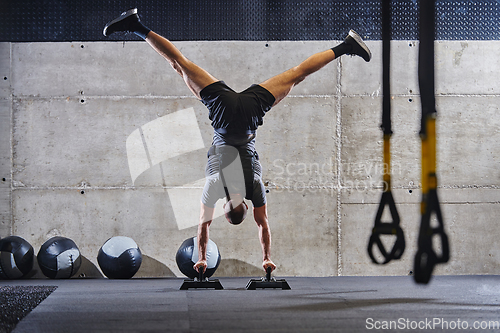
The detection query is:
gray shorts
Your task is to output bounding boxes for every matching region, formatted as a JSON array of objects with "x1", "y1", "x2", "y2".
[{"x1": 201, "y1": 145, "x2": 266, "y2": 208}]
